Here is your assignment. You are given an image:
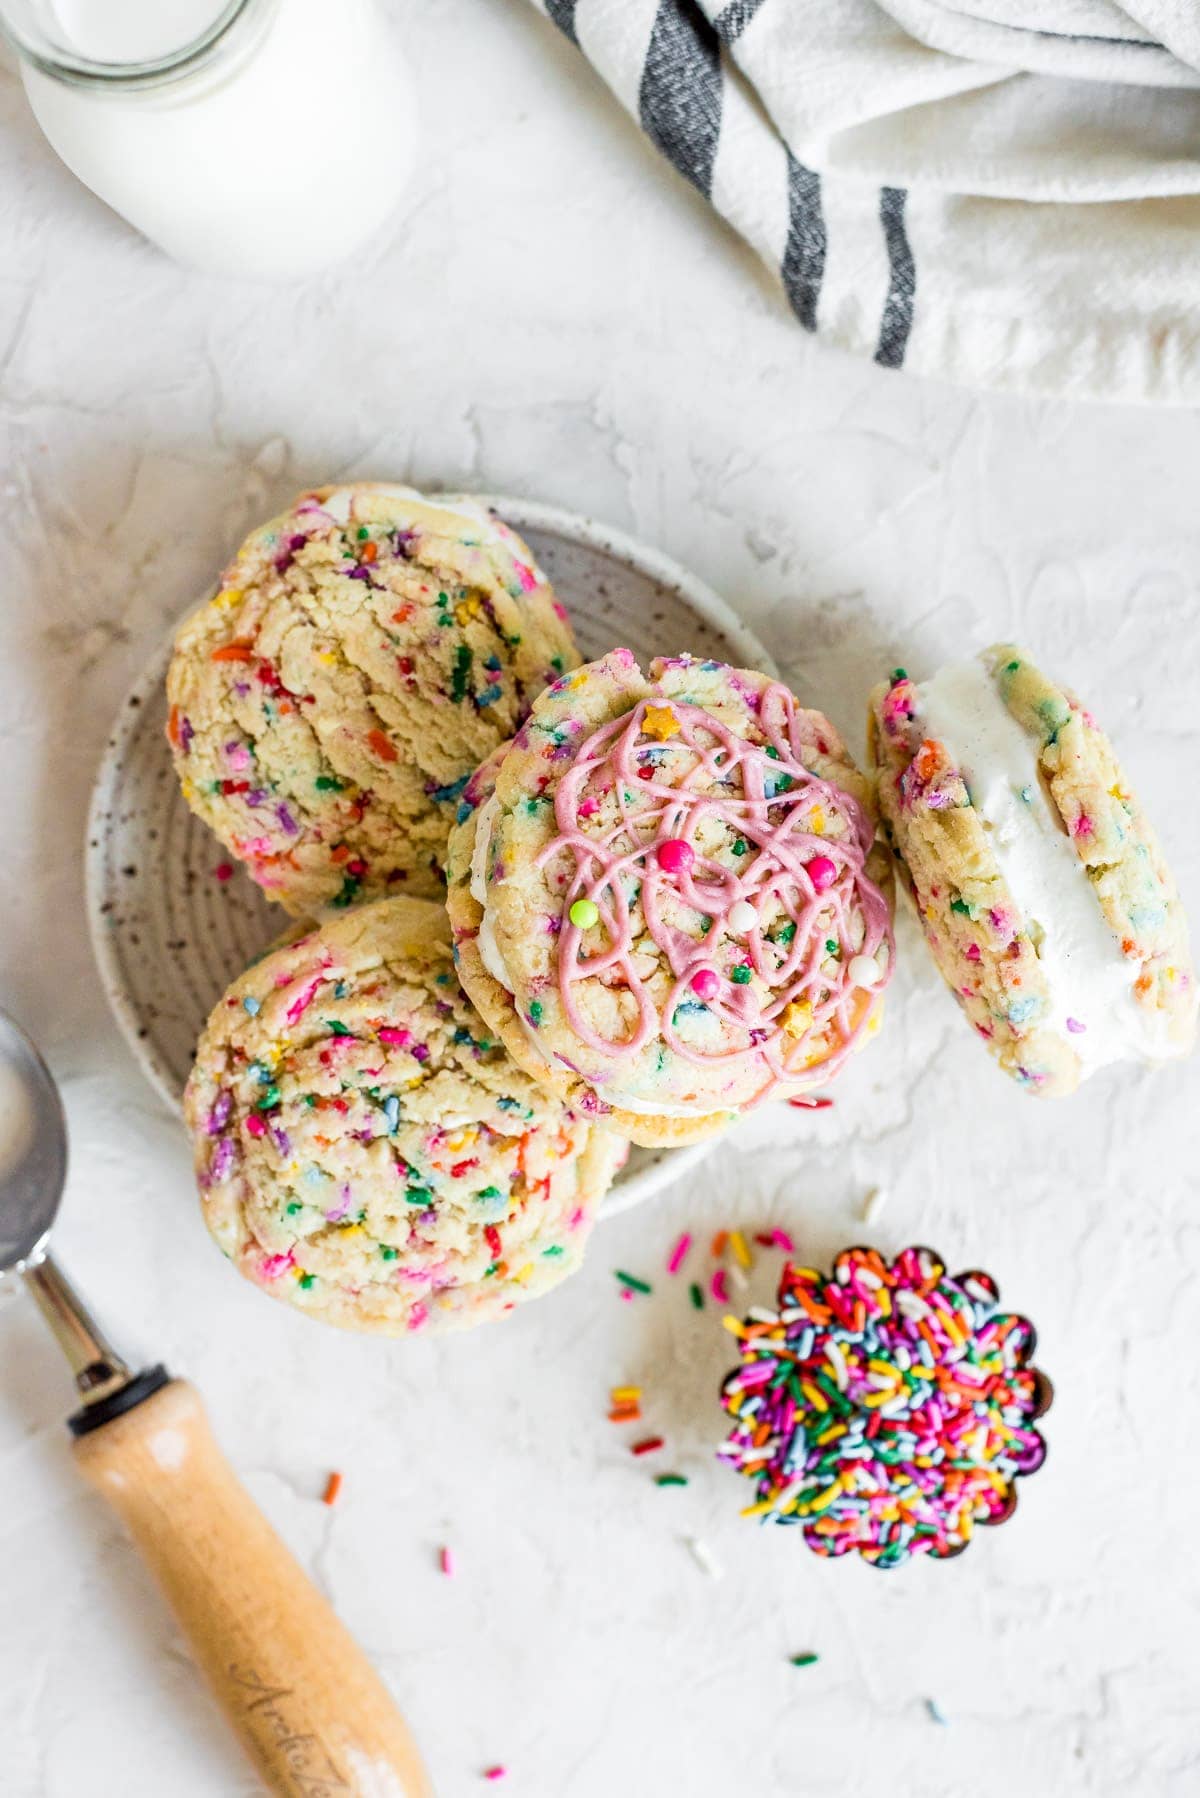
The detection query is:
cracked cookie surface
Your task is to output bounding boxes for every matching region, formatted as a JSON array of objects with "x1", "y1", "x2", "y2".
[
  {"x1": 184, "y1": 896, "x2": 624, "y2": 1334},
  {"x1": 167, "y1": 484, "x2": 579, "y2": 915}
]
